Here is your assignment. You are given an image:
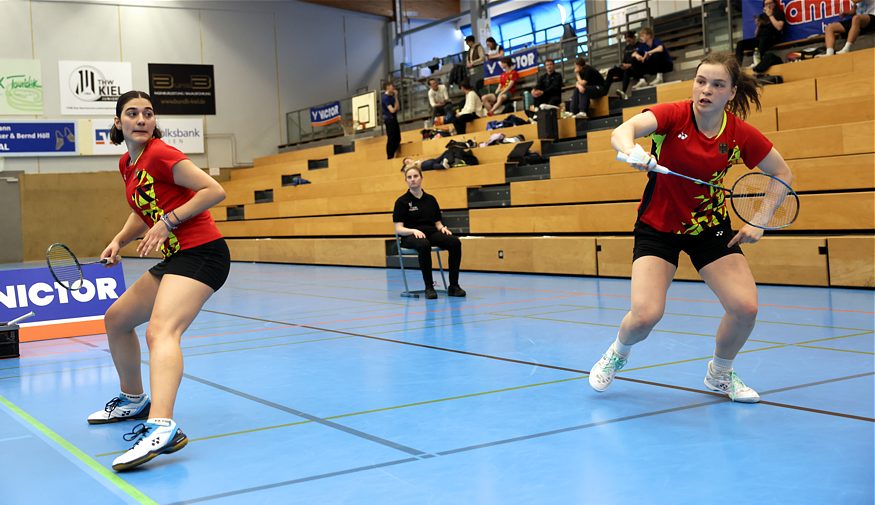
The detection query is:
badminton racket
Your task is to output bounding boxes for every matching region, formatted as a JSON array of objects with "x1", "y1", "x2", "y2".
[
  {"x1": 46, "y1": 243, "x2": 112, "y2": 291},
  {"x1": 617, "y1": 152, "x2": 799, "y2": 230}
]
